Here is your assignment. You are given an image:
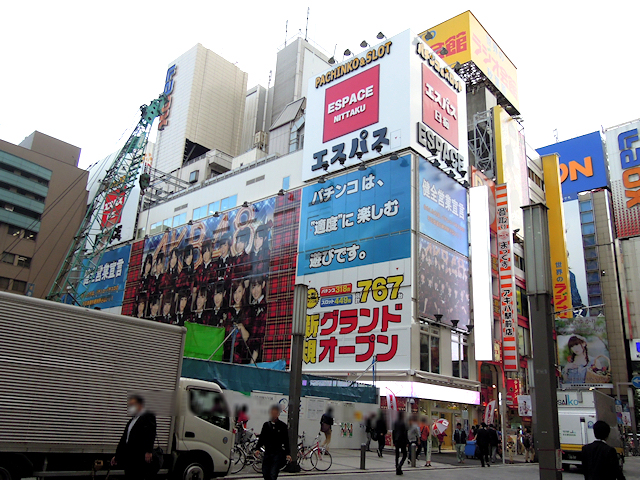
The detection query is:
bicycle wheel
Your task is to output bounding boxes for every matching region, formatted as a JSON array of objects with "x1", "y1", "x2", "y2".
[
  {"x1": 311, "y1": 448, "x2": 333, "y2": 471},
  {"x1": 299, "y1": 449, "x2": 315, "y2": 471},
  {"x1": 252, "y1": 451, "x2": 263, "y2": 473},
  {"x1": 229, "y1": 446, "x2": 246, "y2": 474}
]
